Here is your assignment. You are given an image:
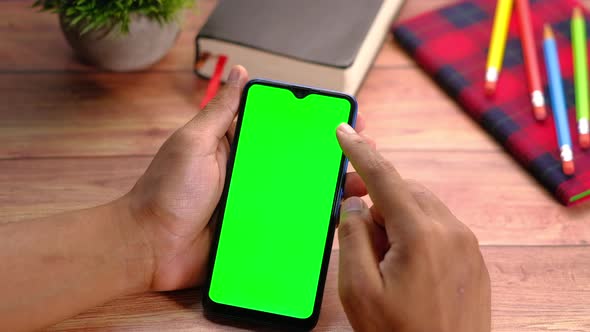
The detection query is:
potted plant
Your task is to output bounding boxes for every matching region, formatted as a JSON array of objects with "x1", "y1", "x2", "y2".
[{"x1": 33, "y1": 0, "x2": 194, "y2": 71}]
